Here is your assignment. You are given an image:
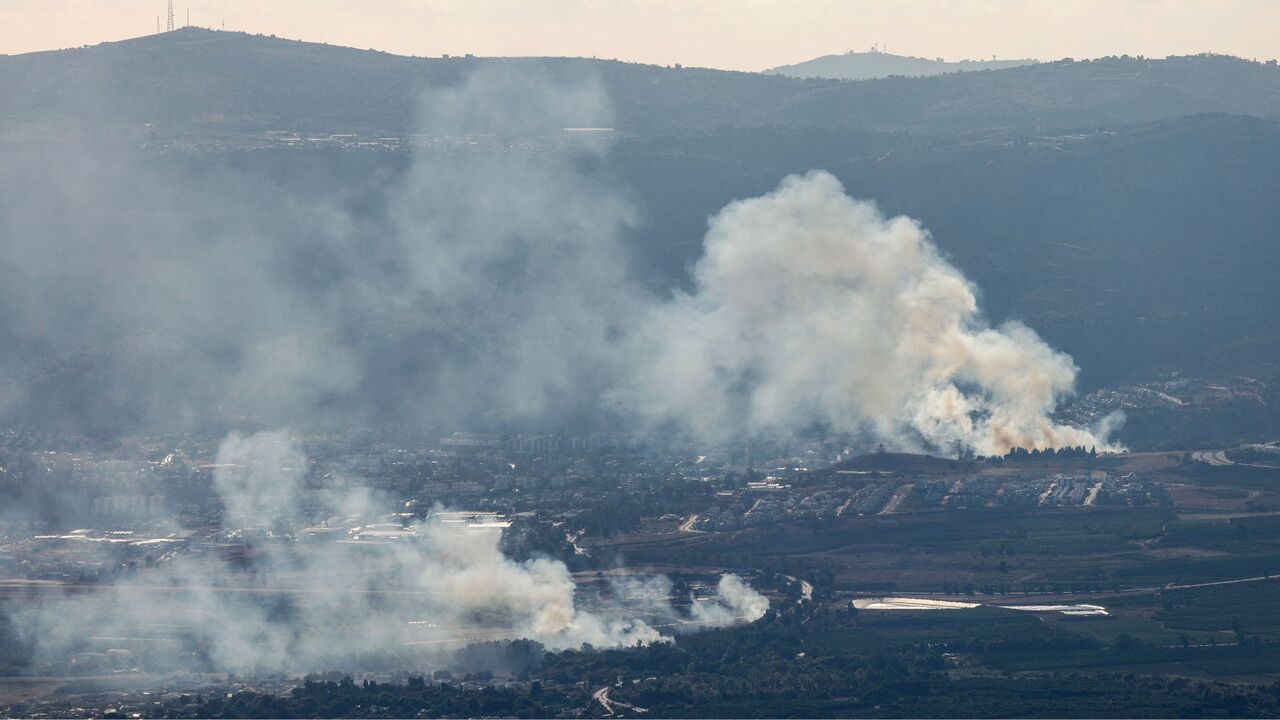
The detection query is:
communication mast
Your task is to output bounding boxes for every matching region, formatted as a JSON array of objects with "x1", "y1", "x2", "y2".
[{"x1": 166, "y1": 0, "x2": 174, "y2": 31}]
